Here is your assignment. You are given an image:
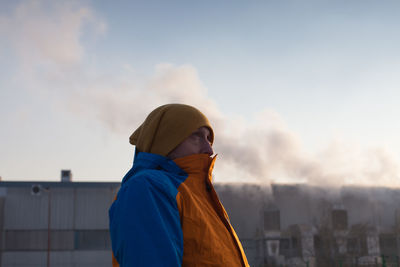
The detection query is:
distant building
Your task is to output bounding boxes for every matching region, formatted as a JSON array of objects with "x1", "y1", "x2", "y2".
[
  {"x1": 216, "y1": 183, "x2": 400, "y2": 267},
  {"x1": 0, "y1": 181, "x2": 119, "y2": 267},
  {"x1": 1, "y1": 181, "x2": 400, "y2": 267}
]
